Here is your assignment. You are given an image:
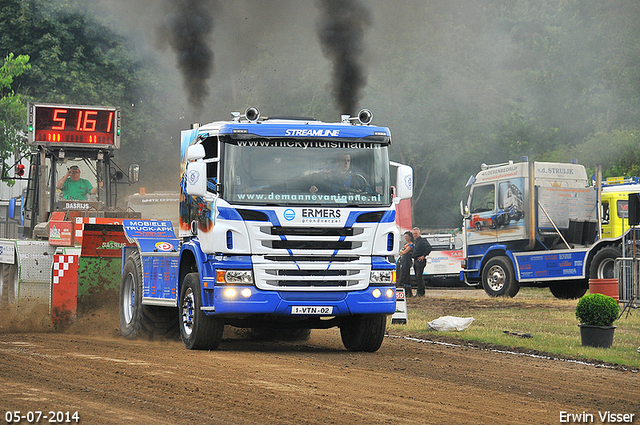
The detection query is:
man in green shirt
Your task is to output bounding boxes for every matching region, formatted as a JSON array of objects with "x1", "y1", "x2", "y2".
[{"x1": 56, "y1": 166, "x2": 97, "y2": 200}]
